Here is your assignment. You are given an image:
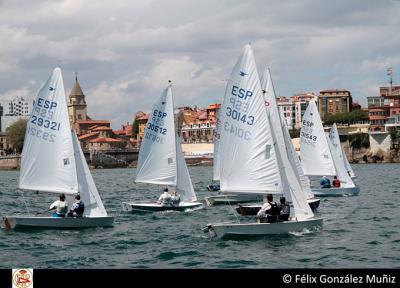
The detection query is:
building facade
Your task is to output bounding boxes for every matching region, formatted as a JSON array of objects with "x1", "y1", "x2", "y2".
[
  {"x1": 367, "y1": 85, "x2": 400, "y2": 132},
  {"x1": 276, "y1": 97, "x2": 295, "y2": 129},
  {"x1": 318, "y1": 89, "x2": 352, "y2": 119},
  {"x1": 291, "y1": 93, "x2": 317, "y2": 129}
]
